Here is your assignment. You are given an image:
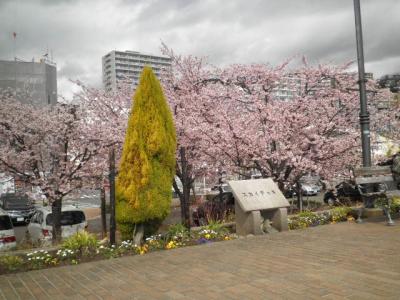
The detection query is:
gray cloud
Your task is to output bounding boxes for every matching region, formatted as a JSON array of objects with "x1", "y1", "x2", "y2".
[{"x1": 0, "y1": 0, "x2": 399, "y2": 99}]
